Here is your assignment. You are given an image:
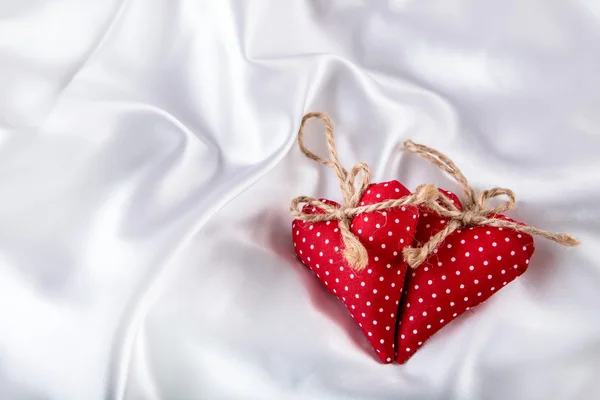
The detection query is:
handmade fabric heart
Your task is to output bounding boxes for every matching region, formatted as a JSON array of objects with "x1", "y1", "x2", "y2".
[
  {"x1": 293, "y1": 180, "x2": 419, "y2": 363},
  {"x1": 394, "y1": 140, "x2": 579, "y2": 364},
  {"x1": 395, "y1": 188, "x2": 534, "y2": 363}
]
